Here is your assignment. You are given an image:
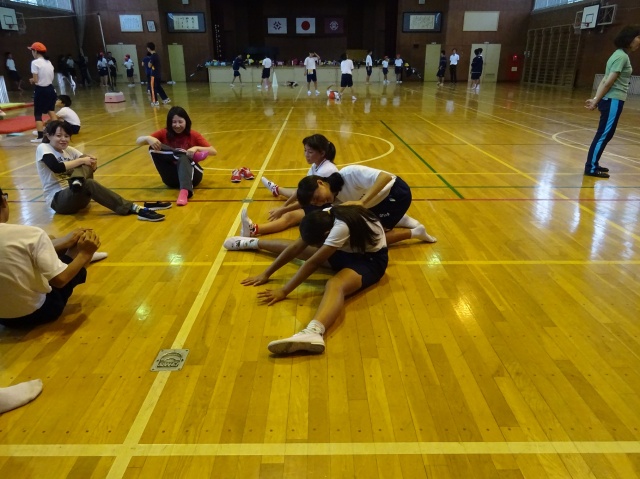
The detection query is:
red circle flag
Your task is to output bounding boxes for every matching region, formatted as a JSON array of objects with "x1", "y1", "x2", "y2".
[{"x1": 301, "y1": 21, "x2": 310, "y2": 31}]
